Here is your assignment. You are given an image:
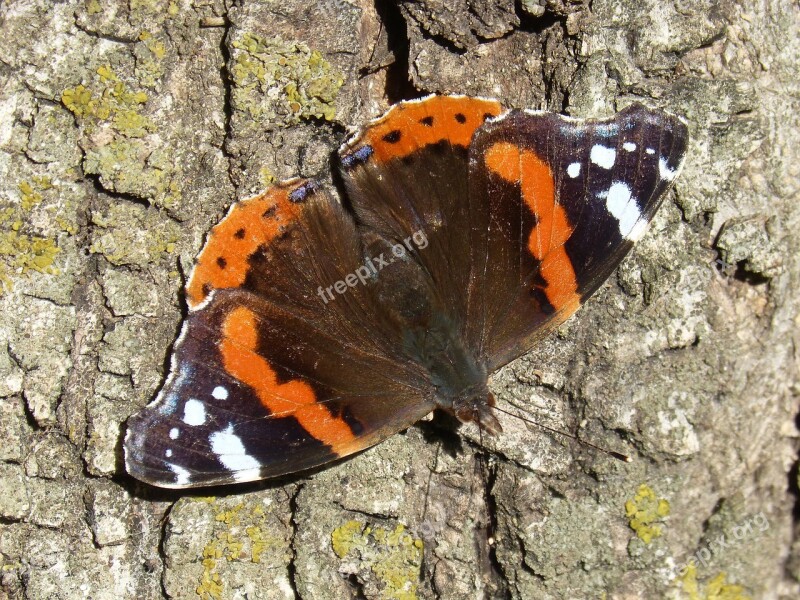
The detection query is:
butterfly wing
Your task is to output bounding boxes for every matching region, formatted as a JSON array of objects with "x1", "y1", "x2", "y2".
[
  {"x1": 465, "y1": 104, "x2": 689, "y2": 368},
  {"x1": 339, "y1": 97, "x2": 688, "y2": 373},
  {"x1": 126, "y1": 98, "x2": 690, "y2": 487},
  {"x1": 124, "y1": 181, "x2": 436, "y2": 488},
  {"x1": 339, "y1": 95, "x2": 504, "y2": 332}
]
